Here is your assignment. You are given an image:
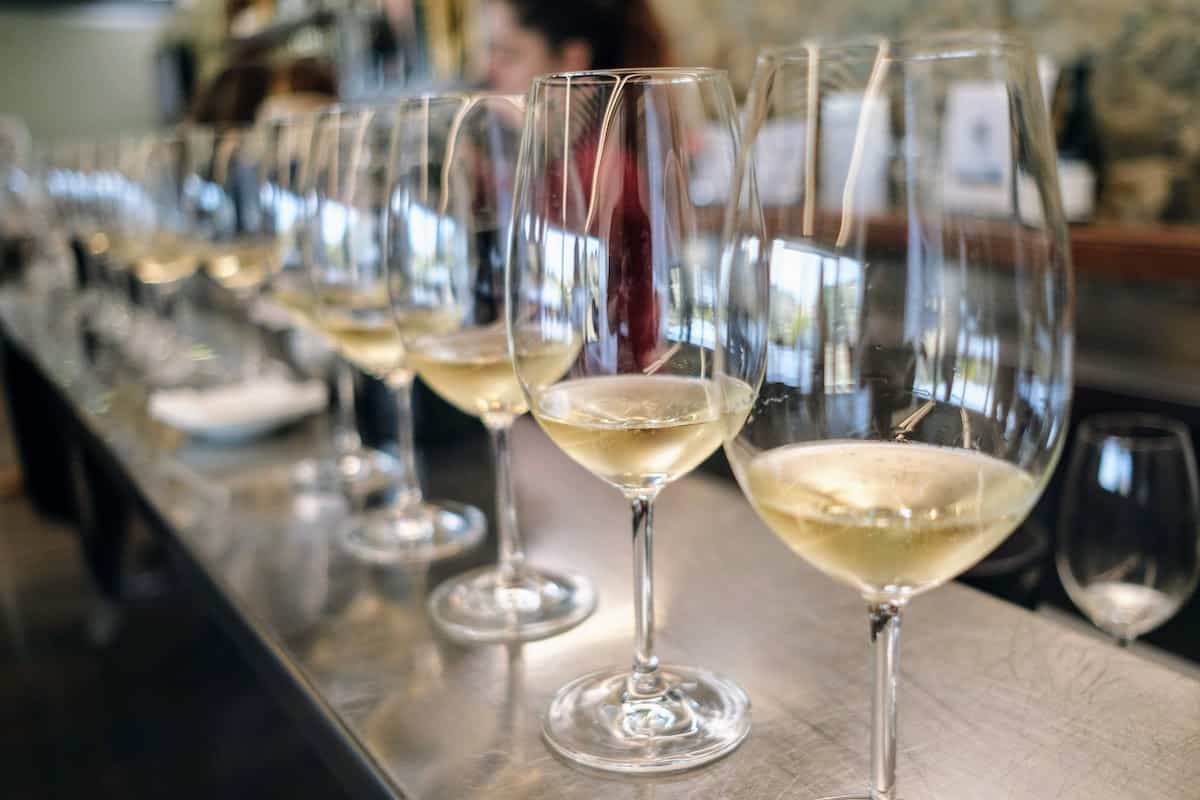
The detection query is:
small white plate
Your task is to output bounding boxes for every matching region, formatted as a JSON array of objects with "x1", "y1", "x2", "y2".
[{"x1": 149, "y1": 376, "x2": 327, "y2": 444}]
